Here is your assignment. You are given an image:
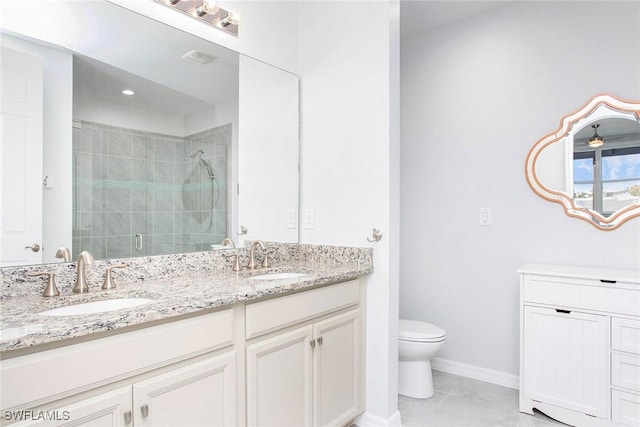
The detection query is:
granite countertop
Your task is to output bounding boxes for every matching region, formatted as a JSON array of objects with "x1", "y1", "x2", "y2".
[{"x1": 0, "y1": 261, "x2": 371, "y2": 354}]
